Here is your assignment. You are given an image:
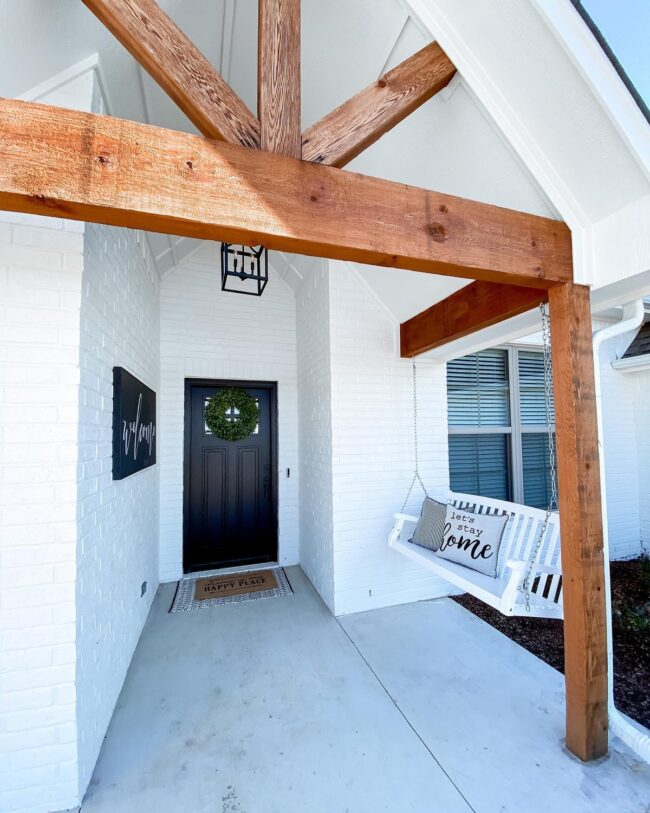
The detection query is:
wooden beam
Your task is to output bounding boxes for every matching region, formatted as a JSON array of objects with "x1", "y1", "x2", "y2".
[
  {"x1": 258, "y1": 0, "x2": 301, "y2": 157},
  {"x1": 82, "y1": 0, "x2": 260, "y2": 147},
  {"x1": 548, "y1": 282, "x2": 608, "y2": 761},
  {"x1": 0, "y1": 98, "x2": 572, "y2": 288},
  {"x1": 400, "y1": 282, "x2": 547, "y2": 357},
  {"x1": 302, "y1": 42, "x2": 456, "y2": 168}
]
